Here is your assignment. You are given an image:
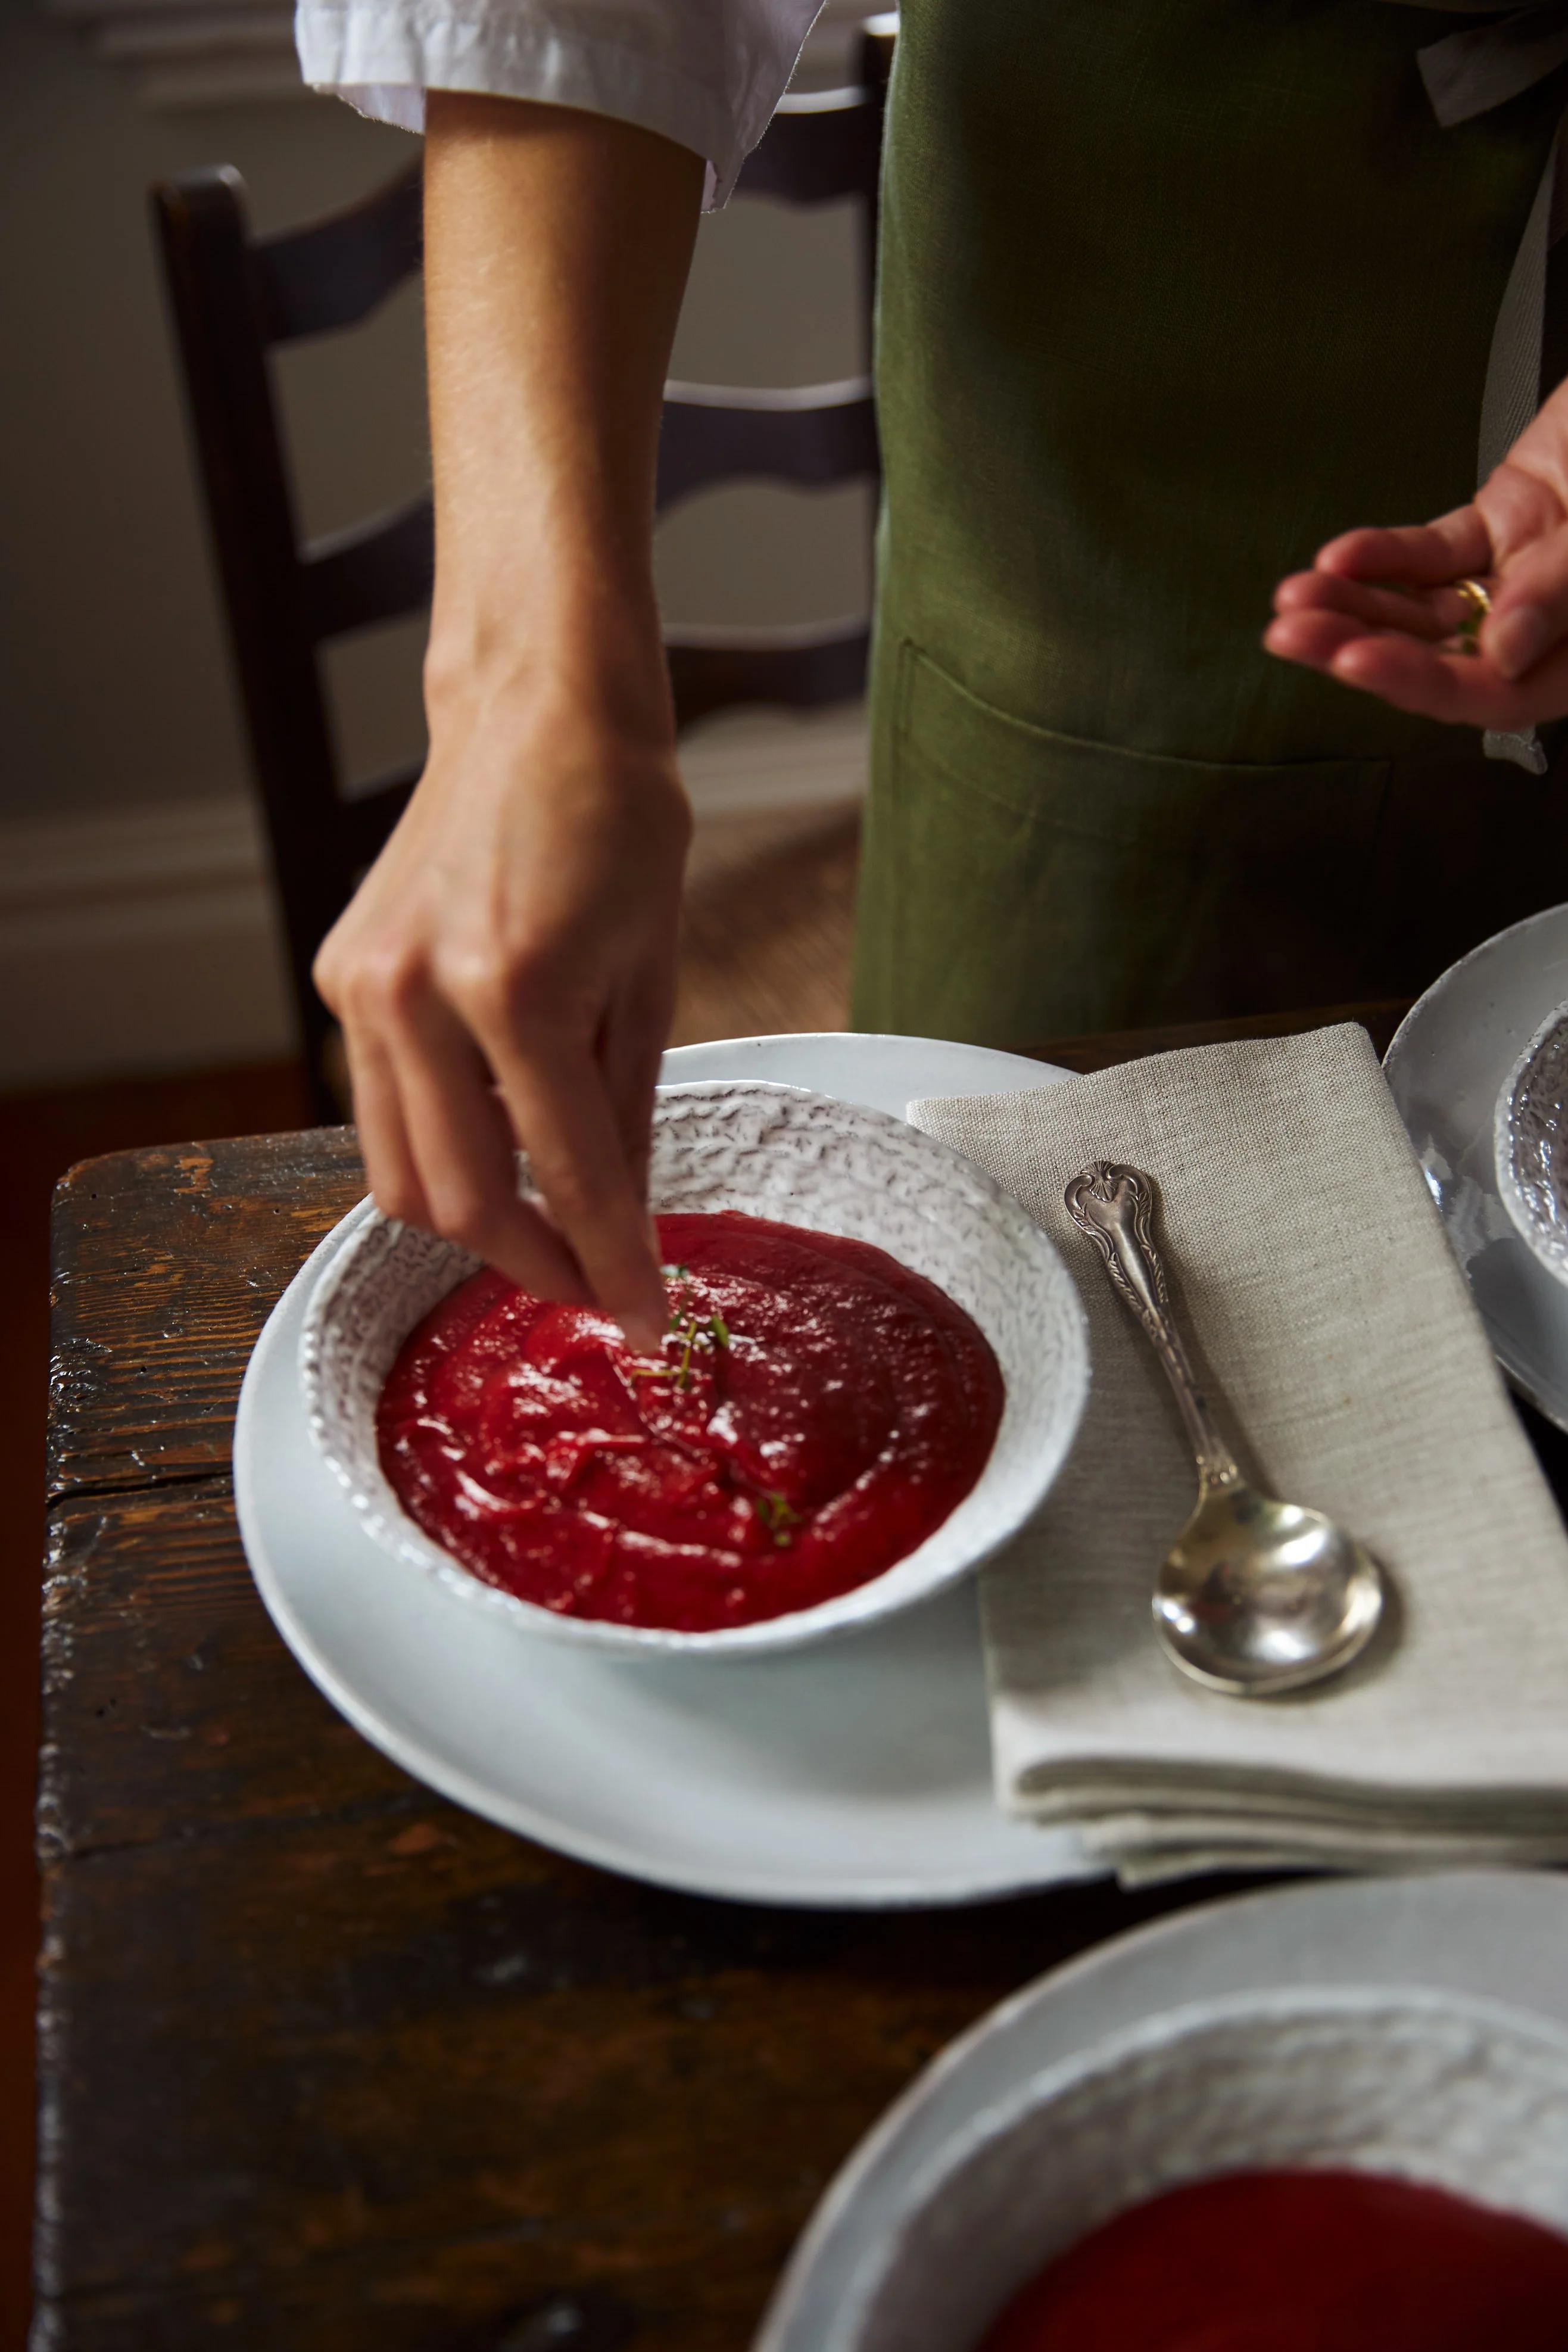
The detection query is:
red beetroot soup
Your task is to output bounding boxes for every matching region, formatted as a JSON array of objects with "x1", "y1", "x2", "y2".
[
  {"x1": 976, "y1": 2168, "x2": 1568, "y2": 2352},
  {"x1": 376, "y1": 1210, "x2": 1004, "y2": 1633}
]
